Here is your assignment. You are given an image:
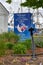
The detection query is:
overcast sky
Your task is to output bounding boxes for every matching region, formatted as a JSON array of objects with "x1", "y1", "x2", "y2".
[
  {"x1": 0, "y1": 0, "x2": 43, "y2": 13},
  {"x1": 0, "y1": 0, "x2": 26, "y2": 12},
  {"x1": 0, "y1": 0, "x2": 43, "y2": 24}
]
